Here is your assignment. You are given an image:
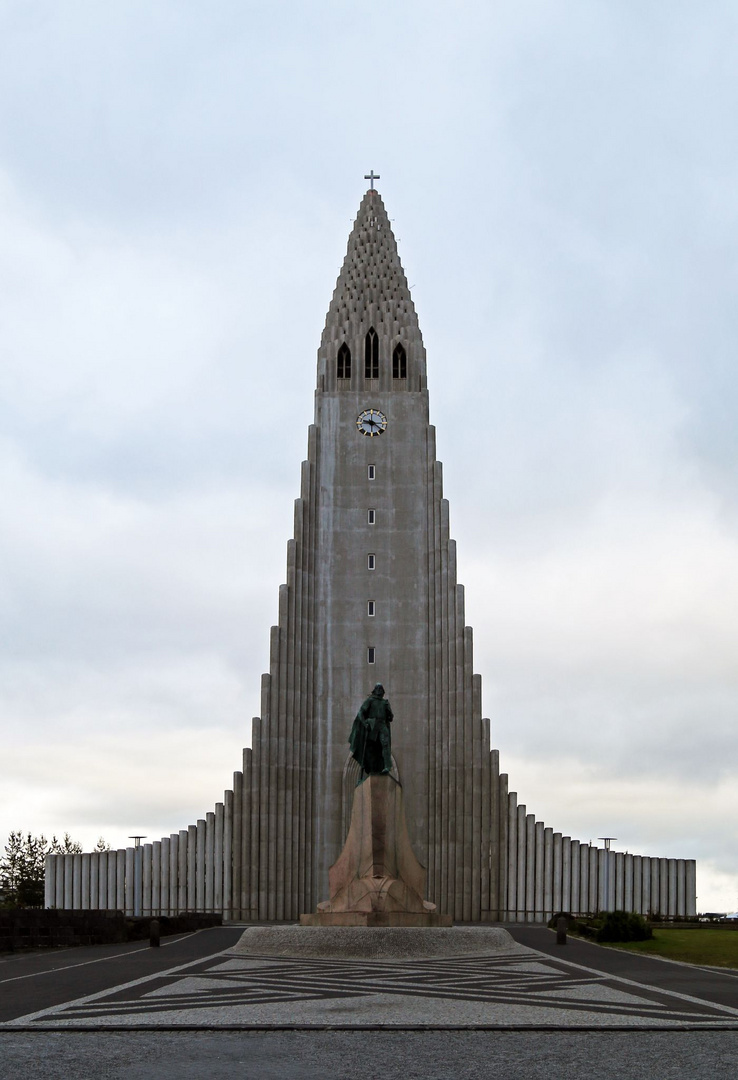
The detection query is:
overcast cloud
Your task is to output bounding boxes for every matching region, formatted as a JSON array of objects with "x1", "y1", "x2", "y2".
[{"x1": 1, "y1": 0, "x2": 737, "y2": 912}]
